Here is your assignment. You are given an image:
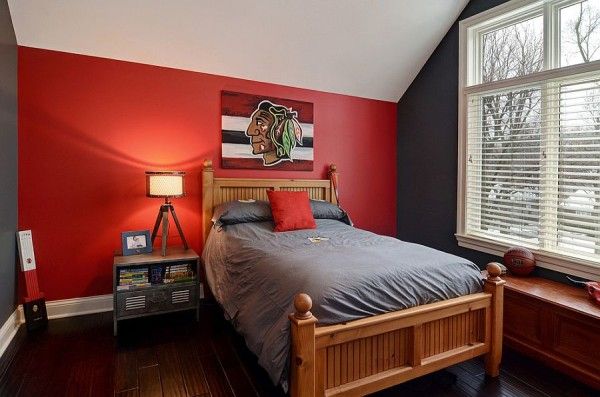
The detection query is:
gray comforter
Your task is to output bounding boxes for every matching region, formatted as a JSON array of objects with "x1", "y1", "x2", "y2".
[{"x1": 202, "y1": 219, "x2": 483, "y2": 389}]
